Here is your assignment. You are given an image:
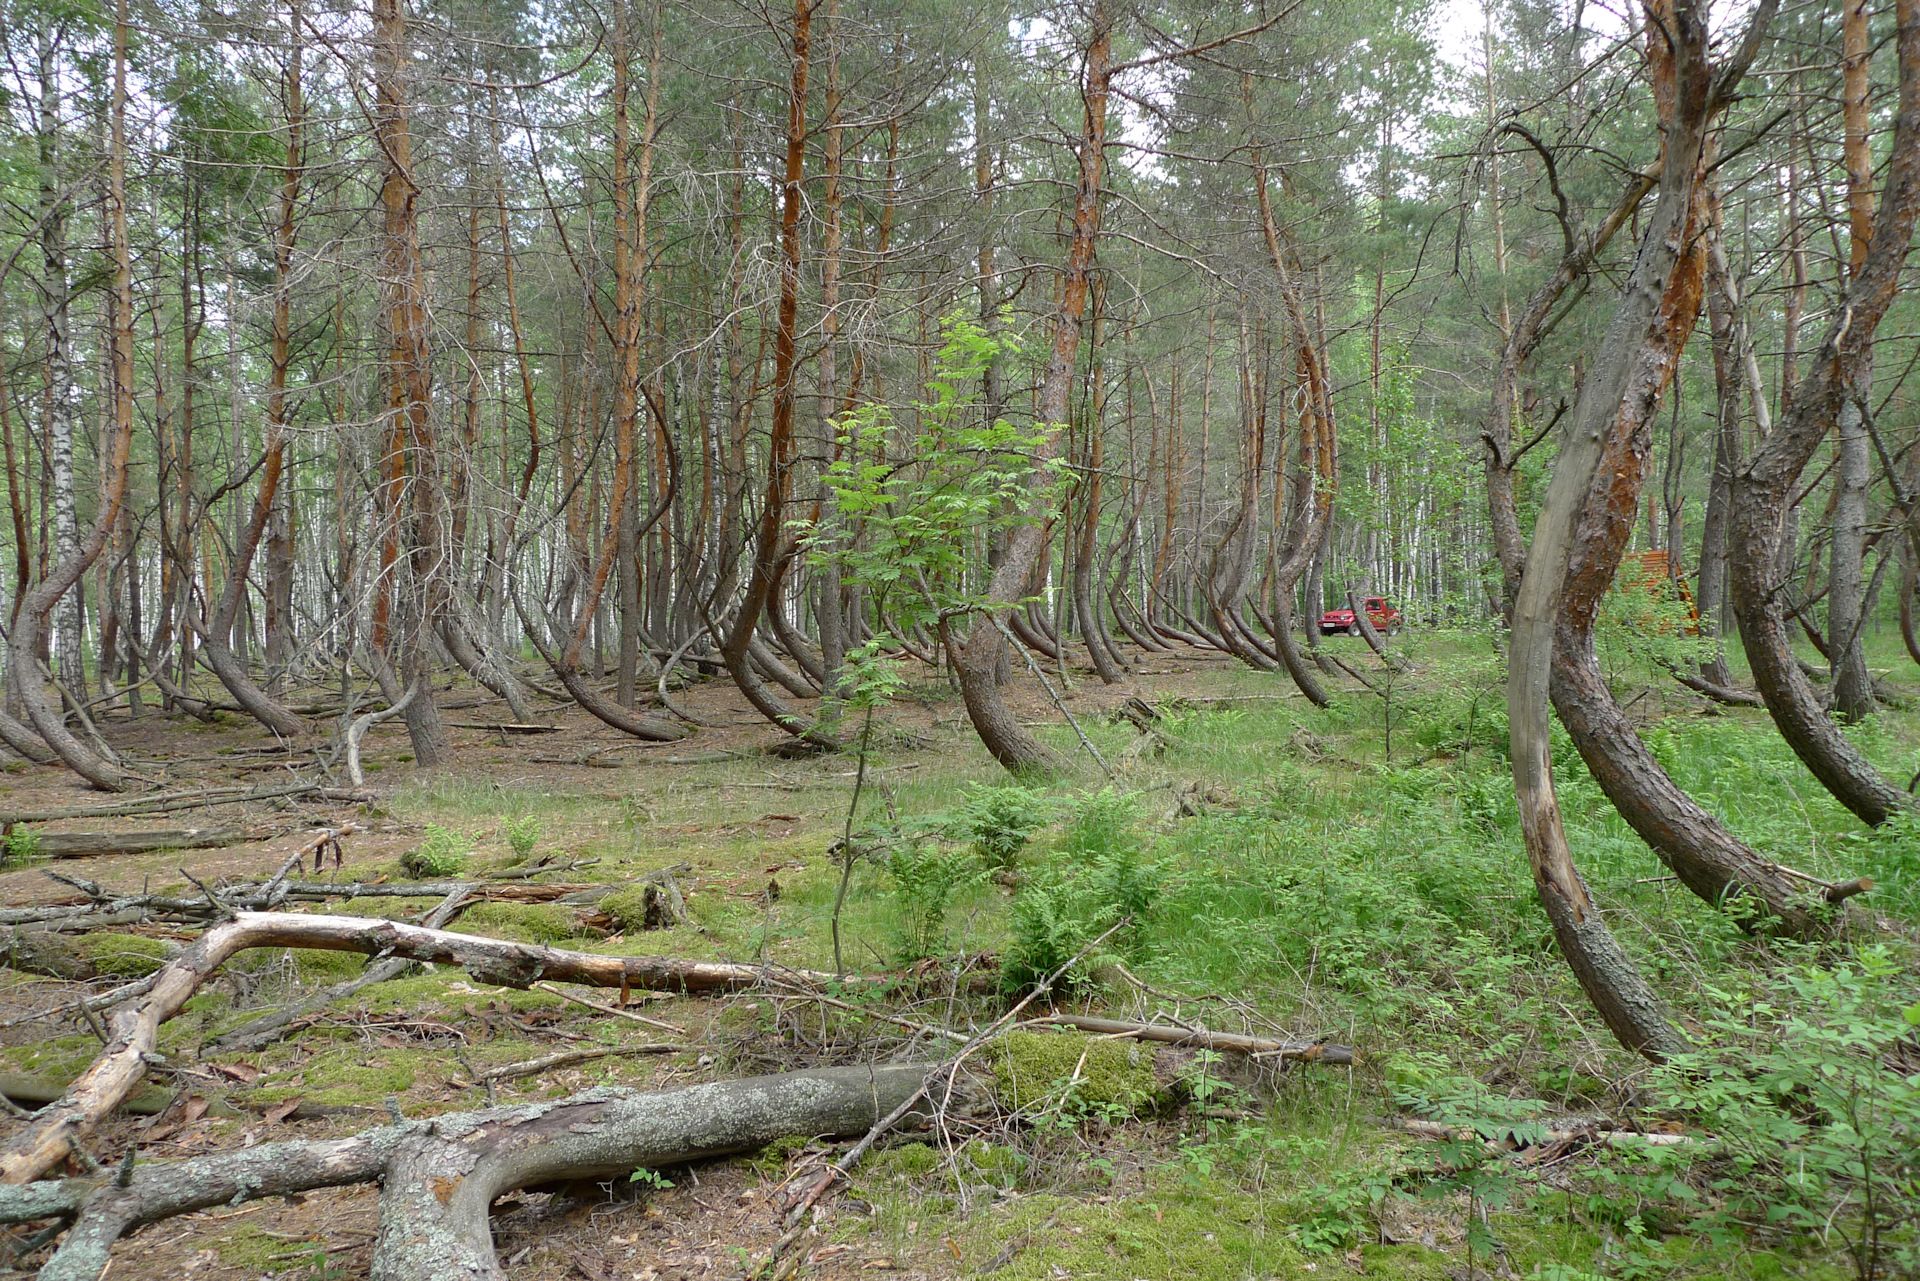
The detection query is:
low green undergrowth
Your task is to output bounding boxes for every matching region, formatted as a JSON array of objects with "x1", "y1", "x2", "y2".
[{"x1": 817, "y1": 630, "x2": 1920, "y2": 1279}]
